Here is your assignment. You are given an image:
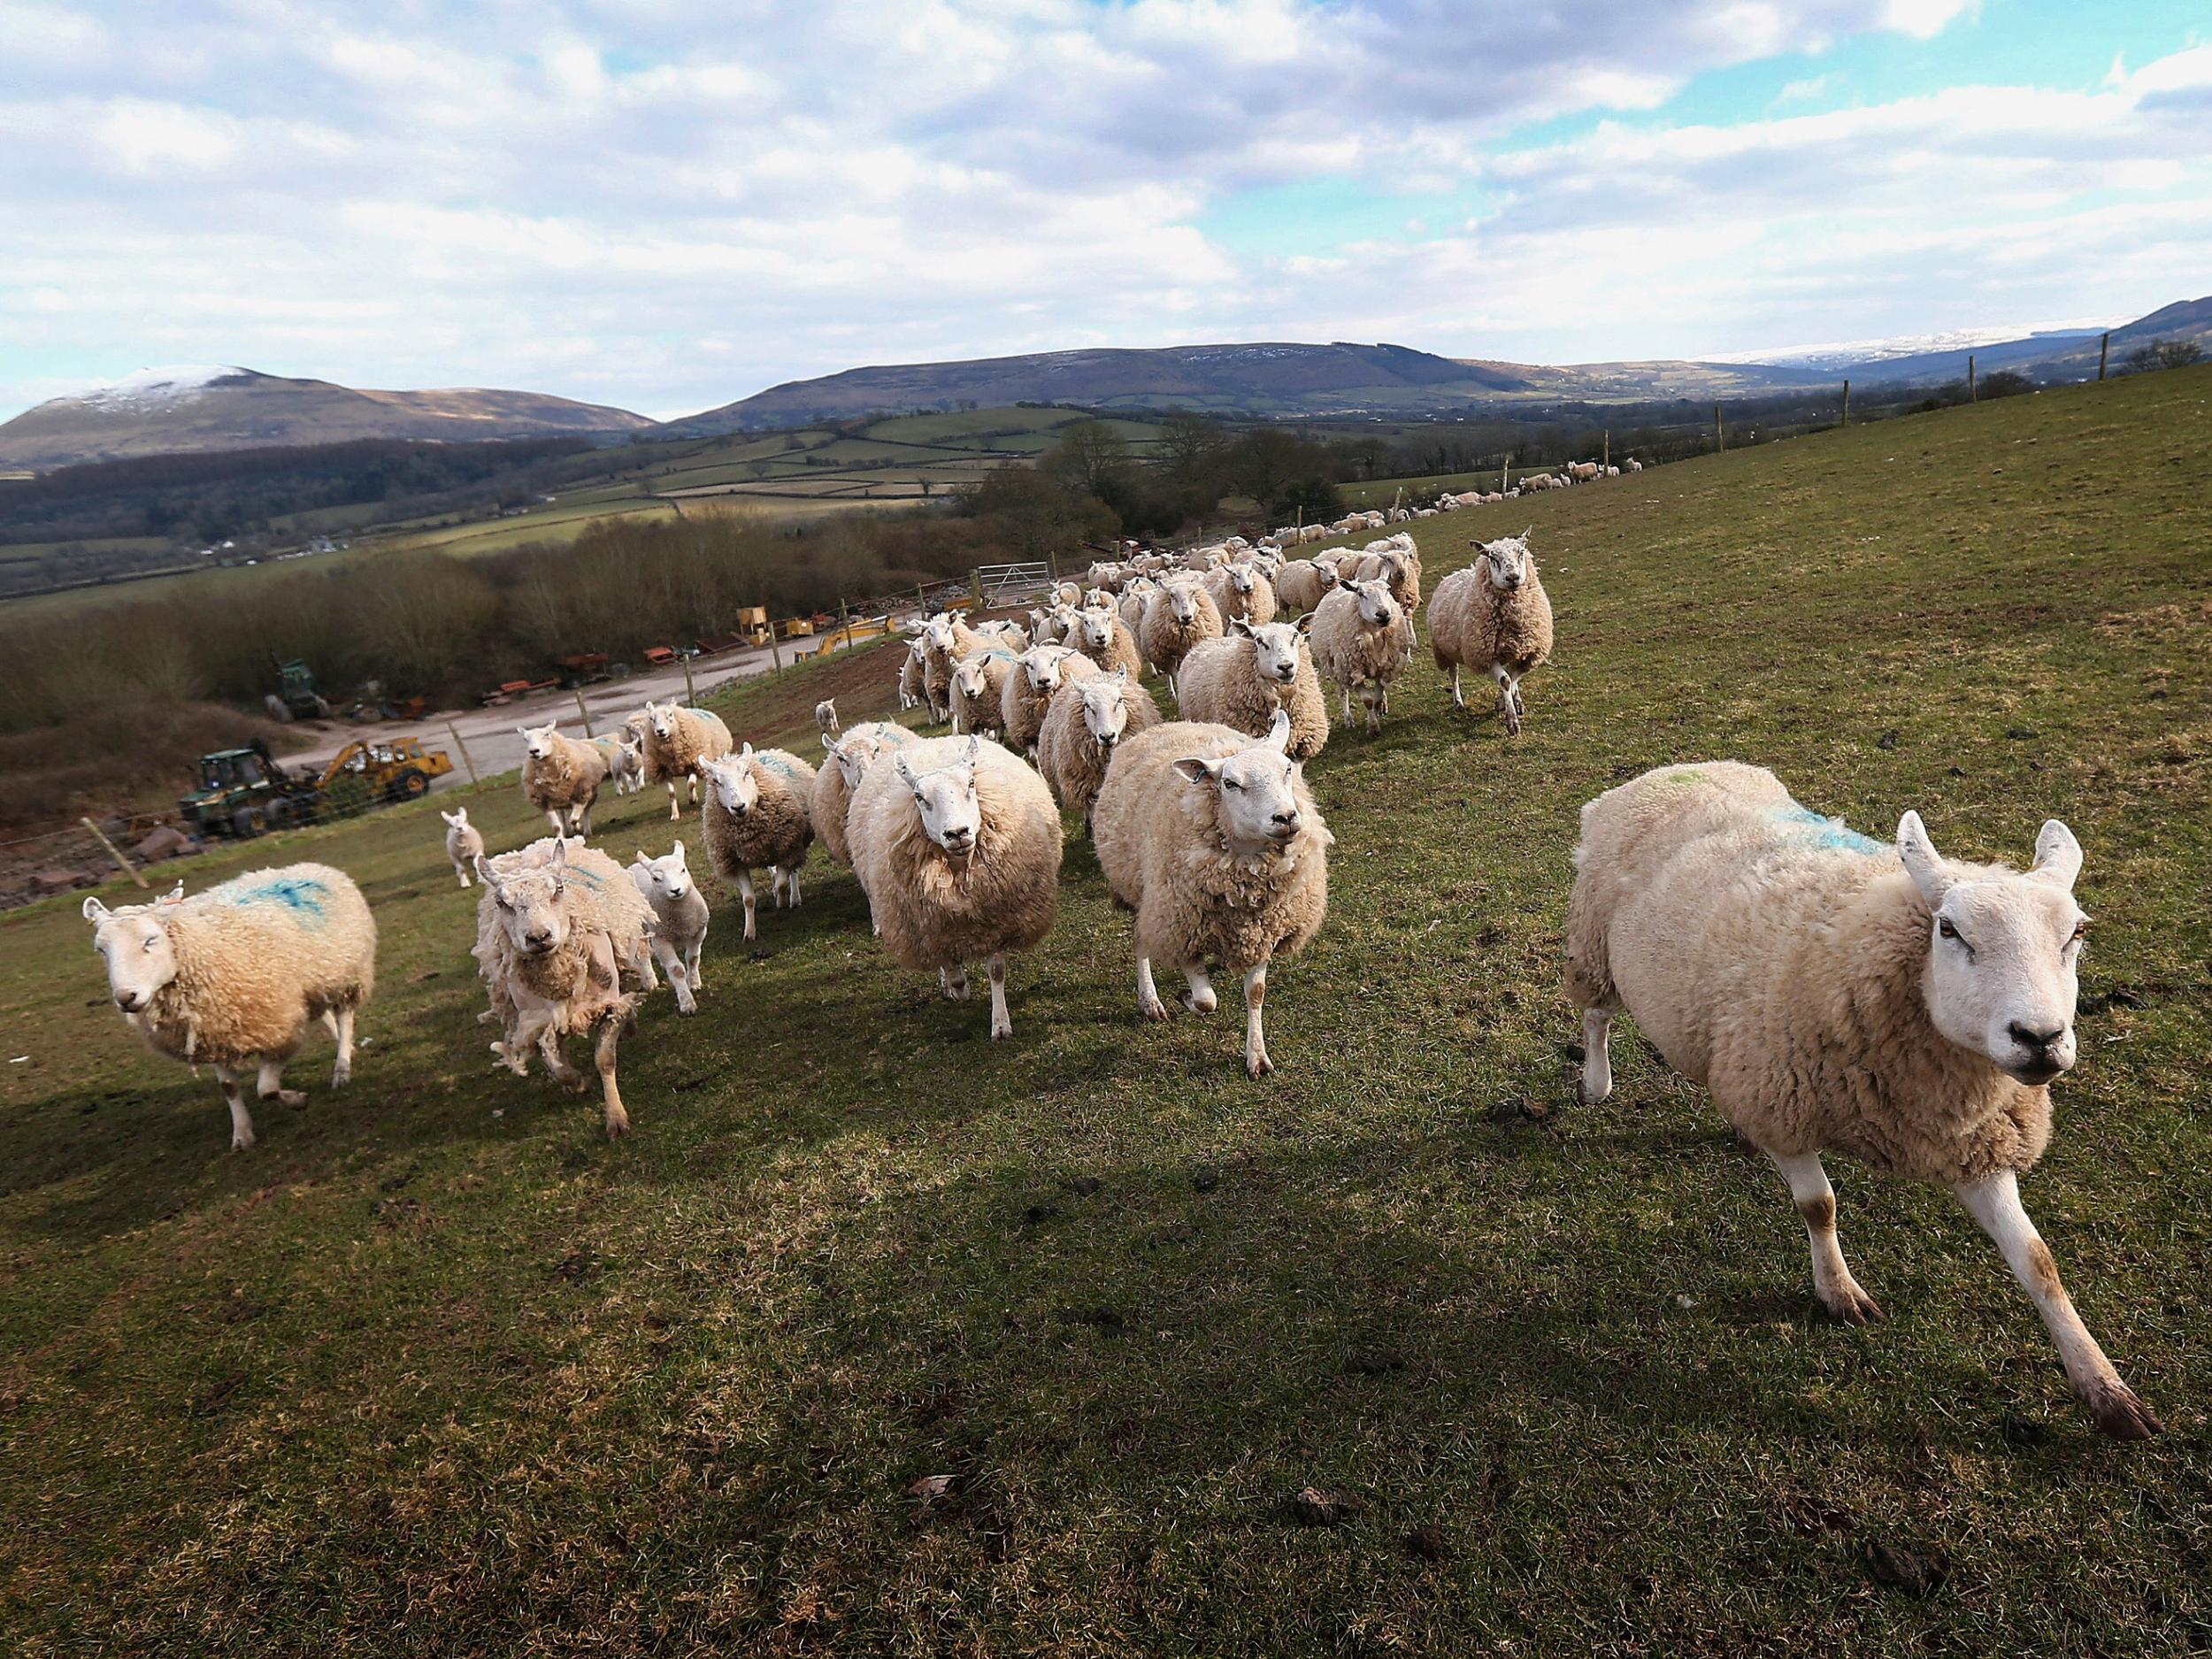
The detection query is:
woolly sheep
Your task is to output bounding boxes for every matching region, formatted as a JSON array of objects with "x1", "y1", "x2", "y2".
[
  {"x1": 1427, "y1": 530, "x2": 1555, "y2": 736},
  {"x1": 1271, "y1": 556, "x2": 1340, "y2": 613},
  {"x1": 849, "y1": 734, "x2": 1063, "y2": 1040},
  {"x1": 949, "y1": 648, "x2": 1019, "y2": 738},
  {"x1": 1202, "y1": 561, "x2": 1279, "y2": 628},
  {"x1": 1002, "y1": 644, "x2": 1095, "y2": 759},
  {"x1": 84, "y1": 864, "x2": 376, "y2": 1152},
  {"x1": 519, "y1": 721, "x2": 609, "y2": 839},
  {"x1": 1309, "y1": 578, "x2": 1414, "y2": 735},
  {"x1": 1298, "y1": 523, "x2": 1328, "y2": 544},
  {"x1": 898, "y1": 641, "x2": 926, "y2": 711},
  {"x1": 1173, "y1": 618, "x2": 1329, "y2": 761},
  {"x1": 474, "y1": 837, "x2": 653, "y2": 1139},
  {"x1": 1625, "y1": 457, "x2": 1644, "y2": 472},
  {"x1": 1115, "y1": 580, "x2": 1155, "y2": 640},
  {"x1": 920, "y1": 611, "x2": 984, "y2": 724},
  {"x1": 1036, "y1": 664, "x2": 1164, "y2": 833},
  {"x1": 1070, "y1": 602, "x2": 1147, "y2": 680},
  {"x1": 1092, "y1": 710, "x2": 1331, "y2": 1078},
  {"x1": 641, "y1": 699, "x2": 735, "y2": 820},
  {"x1": 815, "y1": 698, "x2": 840, "y2": 742},
  {"x1": 592, "y1": 733, "x2": 645, "y2": 796},
  {"x1": 814, "y1": 720, "x2": 918, "y2": 867},
  {"x1": 700, "y1": 744, "x2": 817, "y2": 941},
  {"x1": 1352, "y1": 537, "x2": 1423, "y2": 614},
  {"x1": 1137, "y1": 580, "x2": 1222, "y2": 687},
  {"x1": 975, "y1": 618, "x2": 1032, "y2": 654},
  {"x1": 1564, "y1": 763, "x2": 2158, "y2": 1439},
  {"x1": 441, "y1": 806, "x2": 485, "y2": 887},
  {"x1": 631, "y1": 840, "x2": 709, "y2": 1015}
]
